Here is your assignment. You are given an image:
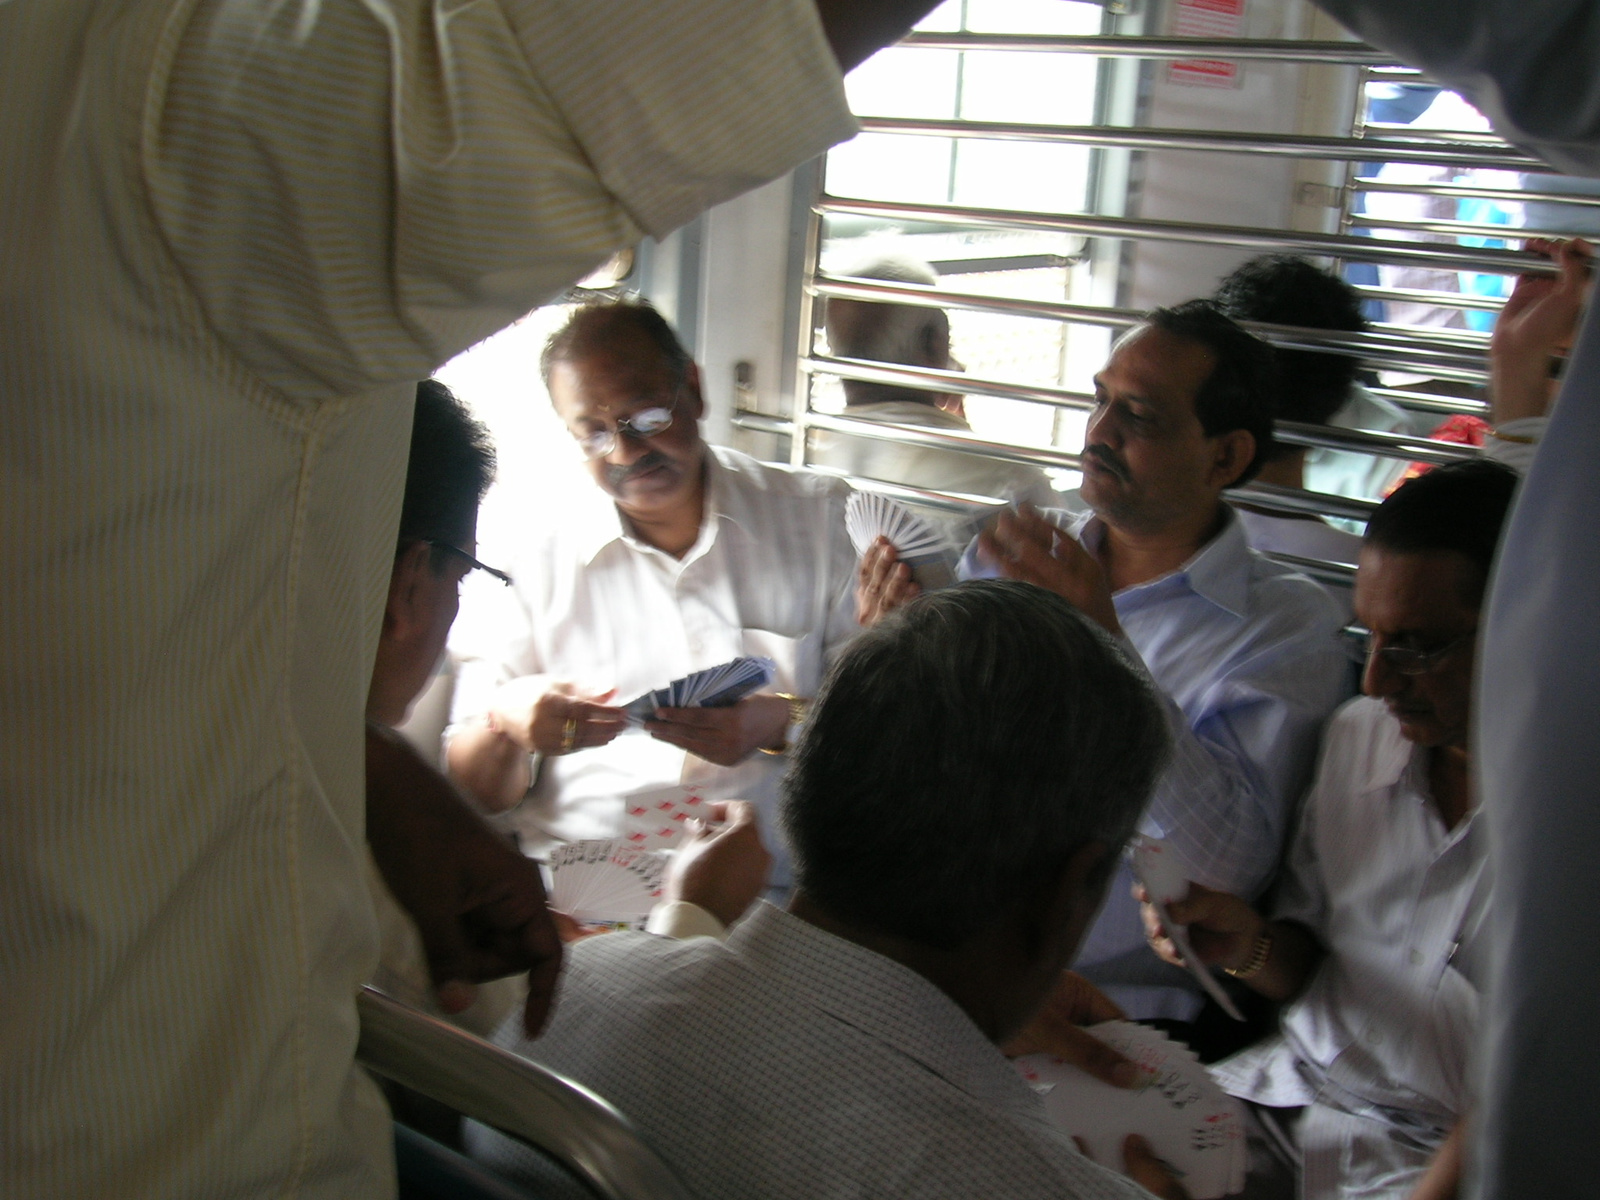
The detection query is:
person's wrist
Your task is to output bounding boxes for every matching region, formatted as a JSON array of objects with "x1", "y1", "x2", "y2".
[
  {"x1": 1225, "y1": 922, "x2": 1273, "y2": 980},
  {"x1": 758, "y1": 693, "x2": 806, "y2": 756}
]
